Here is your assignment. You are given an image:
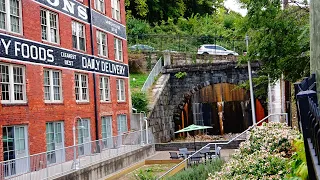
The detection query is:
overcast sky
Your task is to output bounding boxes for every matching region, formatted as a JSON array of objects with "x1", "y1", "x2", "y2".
[{"x1": 224, "y1": 0, "x2": 248, "y2": 16}]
